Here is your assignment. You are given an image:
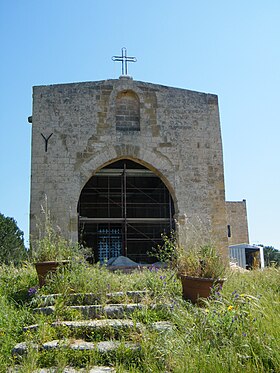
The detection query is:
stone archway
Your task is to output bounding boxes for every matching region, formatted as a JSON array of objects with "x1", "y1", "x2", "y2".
[{"x1": 77, "y1": 159, "x2": 175, "y2": 263}]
